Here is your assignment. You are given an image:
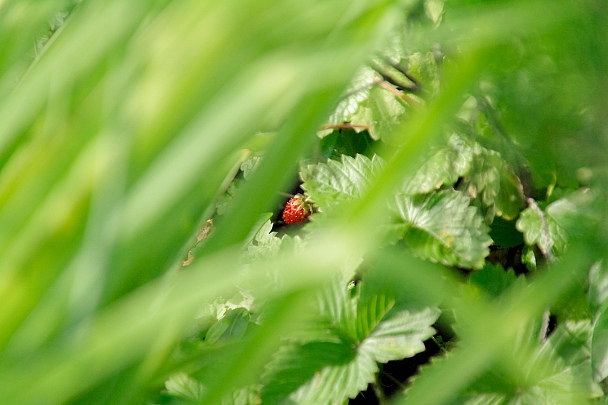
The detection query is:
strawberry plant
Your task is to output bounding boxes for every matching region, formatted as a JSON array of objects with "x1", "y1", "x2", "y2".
[{"x1": 0, "y1": 0, "x2": 608, "y2": 404}]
